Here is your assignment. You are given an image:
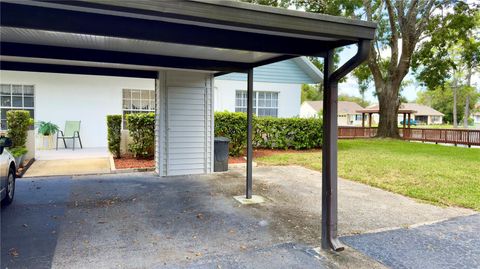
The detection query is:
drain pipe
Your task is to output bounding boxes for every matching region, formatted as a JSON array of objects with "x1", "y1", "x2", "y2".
[{"x1": 322, "y1": 39, "x2": 371, "y2": 251}]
